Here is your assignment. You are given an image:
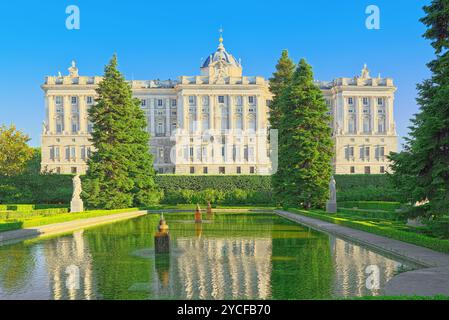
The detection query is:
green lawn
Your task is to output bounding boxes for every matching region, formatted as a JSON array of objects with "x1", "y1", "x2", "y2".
[
  {"x1": 288, "y1": 208, "x2": 449, "y2": 254},
  {"x1": 0, "y1": 208, "x2": 141, "y2": 232}
]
